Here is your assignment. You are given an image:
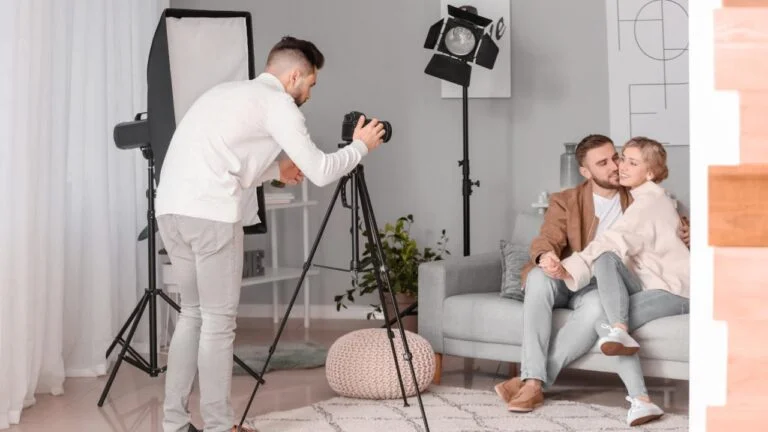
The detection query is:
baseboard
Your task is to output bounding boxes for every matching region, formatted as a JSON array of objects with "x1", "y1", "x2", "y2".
[{"x1": 237, "y1": 304, "x2": 379, "y2": 320}]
